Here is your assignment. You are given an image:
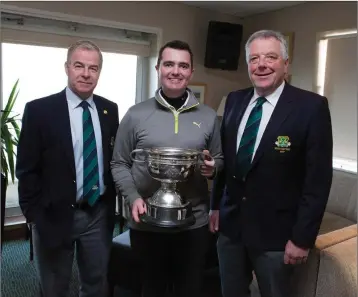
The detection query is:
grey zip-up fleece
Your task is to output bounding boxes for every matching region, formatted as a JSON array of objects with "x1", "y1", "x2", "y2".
[{"x1": 111, "y1": 88, "x2": 224, "y2": 232}]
